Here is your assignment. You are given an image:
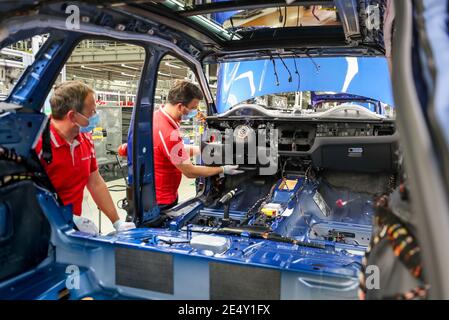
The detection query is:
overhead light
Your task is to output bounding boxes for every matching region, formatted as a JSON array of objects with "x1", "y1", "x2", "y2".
[
  {"x1": 0, "y1": 58, "x2": 23, "y2": 68},
  {"x1": 81, "y1": 65, "x2": 101, "y2": 71},
  {"x1": 158, "y1": 72, "x2": 172, "y2": 77},
  {"x1": 121, "y1": 63, "x2": 139, "y2": 71},
  {"x1": 121, "y1": 72, "x2": 135, "y2": 77},
  {"x1": 0, "y1": 48, "x2": 26, "y2": 58},
  {"x1": 165, "y1": 62, "x2": 182, "y2": 69}
]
